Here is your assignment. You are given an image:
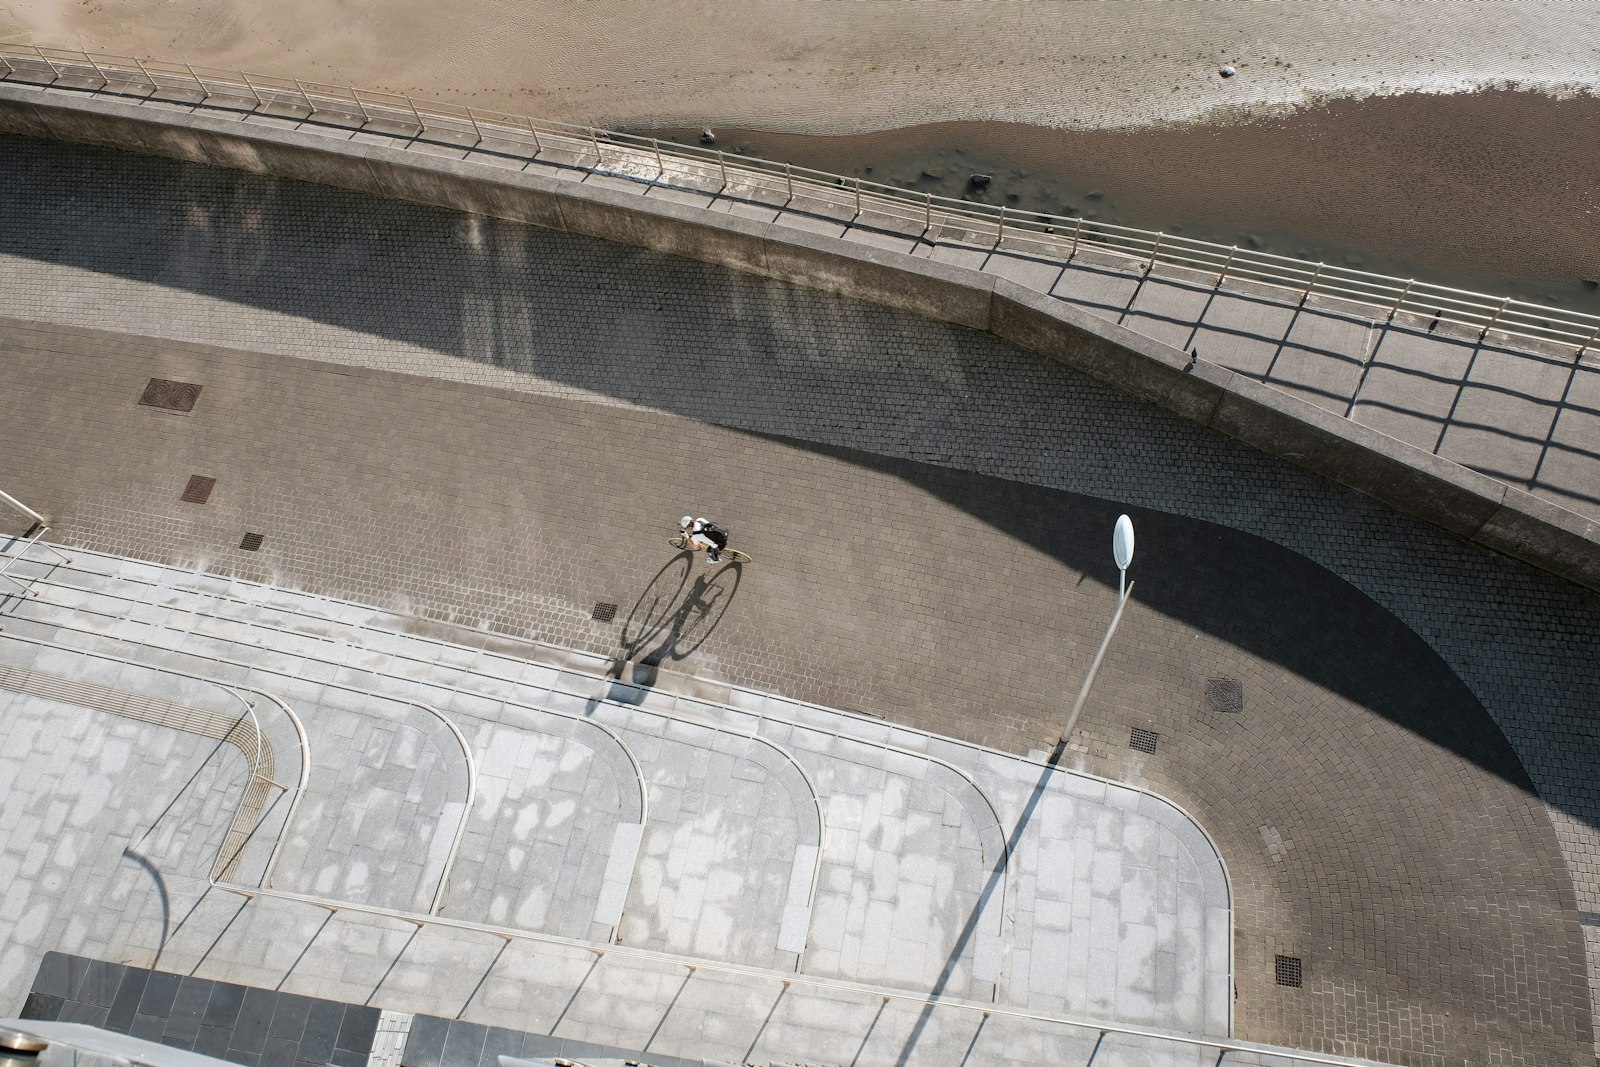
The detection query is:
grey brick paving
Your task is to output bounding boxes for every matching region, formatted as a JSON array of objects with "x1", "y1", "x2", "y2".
[{"x1": 0, "y1": 137, "x2": 1596, "y2": 1064}]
